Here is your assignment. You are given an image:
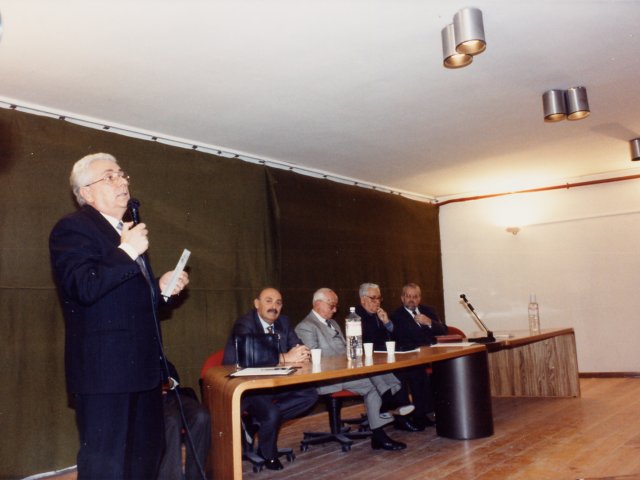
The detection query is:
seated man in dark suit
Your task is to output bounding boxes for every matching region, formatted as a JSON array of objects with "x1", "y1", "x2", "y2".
[
  {"x1": 391, "y1": 282, "x2": 448, "y2": 348},
  {"x1": 158, "y1": 360, "x2": 211, "y2": 480},
  {"x1": 390, "y1": 282, "x2": 449, "y2": 428},
  {"x1": 356, "y1": 282, "x2": 395, "y2": 350},
  {"x1": 222, "y1": 287, "x2": 318, "y2": 470}
]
